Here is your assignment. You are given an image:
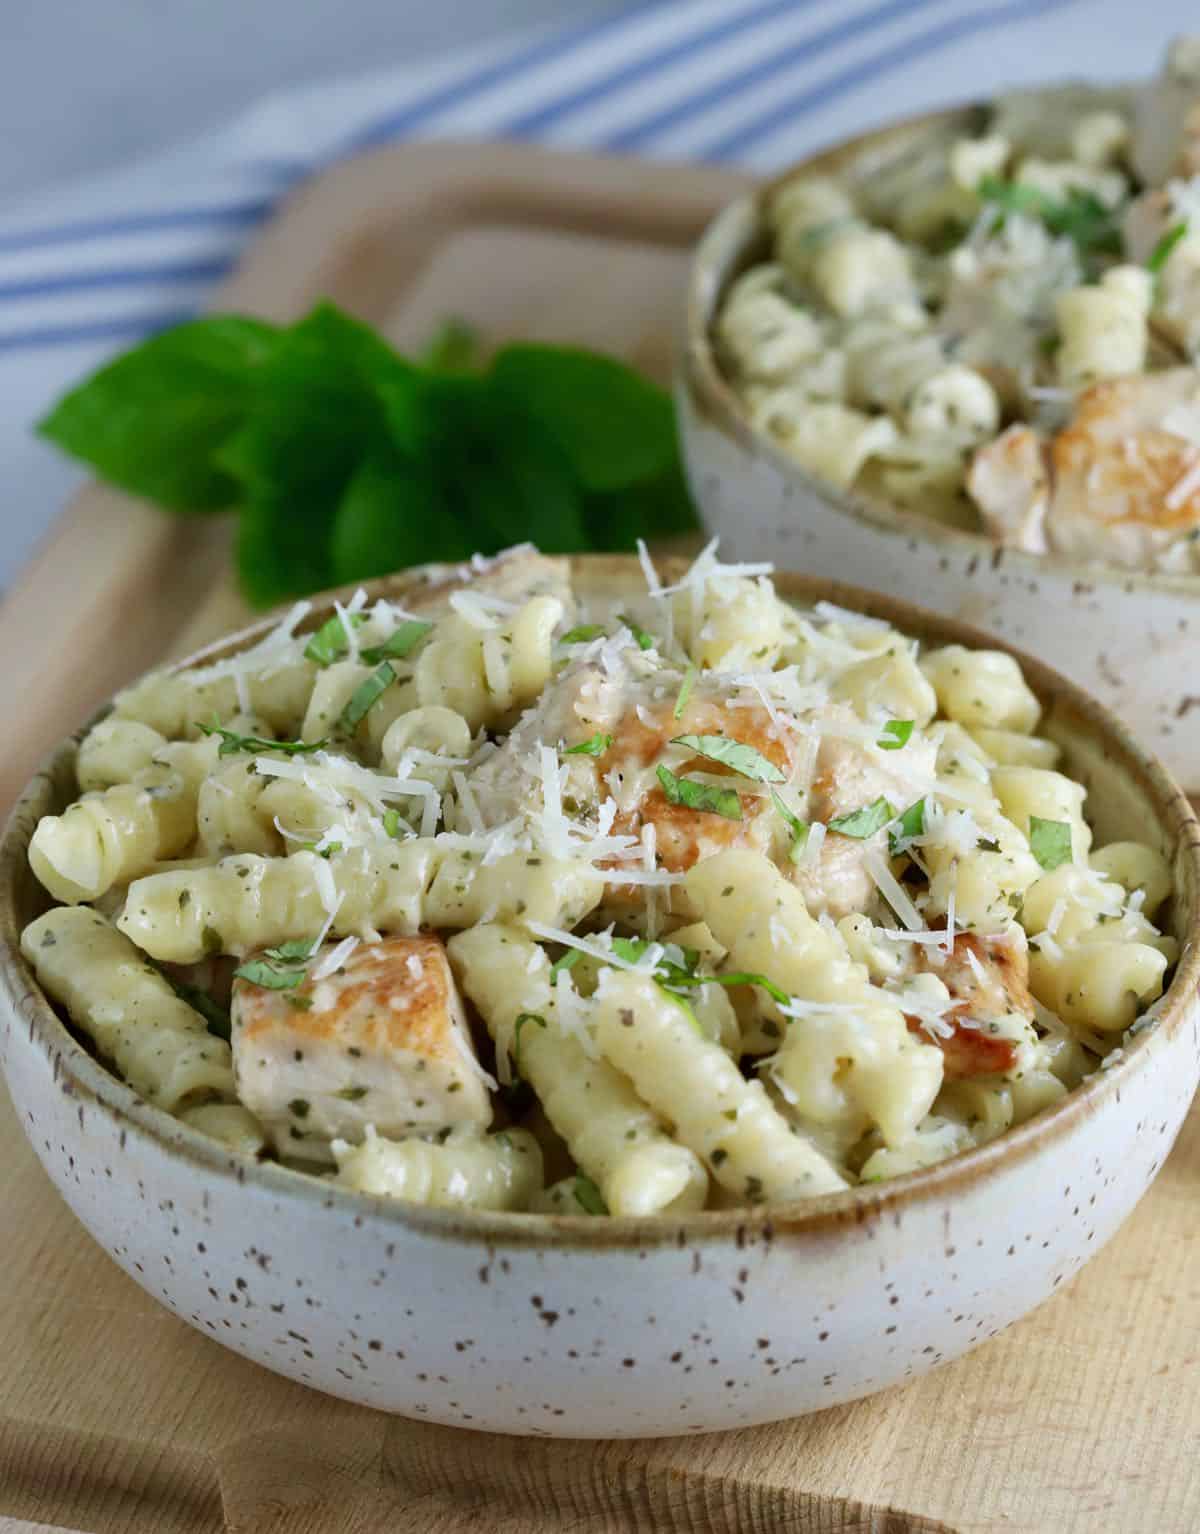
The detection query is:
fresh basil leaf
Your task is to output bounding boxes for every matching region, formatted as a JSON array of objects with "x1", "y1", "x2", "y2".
[
  {"x1": 656, "y1": 763, "x2": 742, "y2": 820},
  {"x1": 234, "y1": 958, "x2": 307, "y2": 991},
  {"x1": 674, "y1": 664, "x2": 697, "y2": 721},
  {"x1": 196, "y1": 722, "x2": 327, "y2": 758},
  {"x1": 572, "y1": 1173, "x2": 608, "y2": 1216},
  {"x1": 668, "y1": 968, "x2": 792, "y2": 1009},
  {"x1": 889, "y1": 797, "x2": 927, "y2": 856},
  {"x1": 560, "y1": 624, "x2": 606, "y2": 644},
  {"x1": 977, "y1": 176, "x2": 1122, "y2": 260},
  {"x1": 1148, "y1": 220, "x2": 1189, "y2": 274},
  {"x1": 264, "y1": 938, "x2": 319, "y2": 962},
  {"x1": 581, "y1": 454, "x2": 699, "y2": 547},
  {"x1": 337, "y1": 660, "x2": 397, "y2": 733},
  {"x1": 877, "y1": 719, "x2": 914, "y2": 751},
  {"x1": 304, "y1": 611, "x2": 368, "y2": 667},
  {"x1": 37, "y1": 315, "x2": 278, "y2": 511},
  {"x1": 329, "y1": 446, "x2": 475, "y2": 588},
  {"x1": 618, "y1": 614, "x2": 656, "y2": 651},
  {"x1": 489, "y1": 344, "x2": 676, "y2": 493},
  {"x1": 670, "y1": 733, "x2": 785, "y2": 784},
  {"x1": 511, "y1": 1011, "x2": 547, "y2": 1080},
  {"x1": 771, "y1": 789, "x2": 810, "y2": 863},
  {"x1": 222, "y1": 304, "x2": 419, "y2": 606},
  {"x1": 549, "y1": 948, "x2": 582, "y2": 980},
  {"x1": 1029, "y1": 815, "x2": 1073, "y2": 871},
  {"x1": 828, "y1": 796, "x2": 895, "y2": 839},
  {"x1": 562, "y1": 732, "x2": 612, "y2": 758},
  {"x1": 163, "y1": 973, "x2": 231, "y2": 1041},
  {"x1": 421, "y1": 317, "x2": 479, "y2": 373},
  {"x1": 382, "y1": 807, "x2": 405, "y2": 840},
  {"x1": 359, "y1": 619, "x2": 433, "y2": 665}
]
